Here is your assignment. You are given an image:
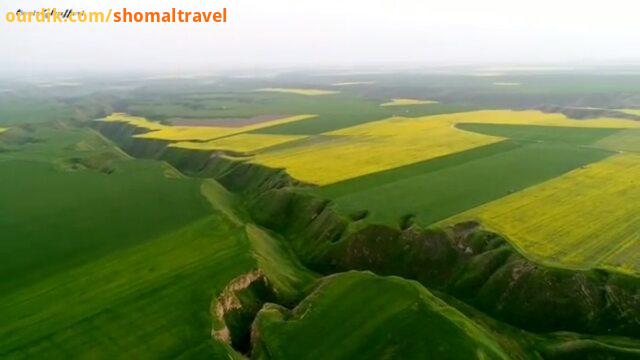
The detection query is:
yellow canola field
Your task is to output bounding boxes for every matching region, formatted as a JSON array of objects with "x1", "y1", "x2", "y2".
[
  {"x1": 99, "y1": 113, "x2": 316, "y2": 142},
  {"x1": 257, "y1": 88, "x2": 339, "y2": 96},
  {"x1": 101, "y1": 113, "x2": 167, "y2": 131},
  {"x1": 449, "y1": 110, "x2": 640, "y2": 129},
  {"x1": 445, "y1": 154, "x2": 640, "y2": 275},
  {"x1": 169, "y1": 133, "x2": 307, "y2": 153},
  {"x1": 380, "y1": 98, "x2": 439, "y2": 106},
  {"x1": 252, "y1": 116, "x2": 505, "y2": 185}
]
